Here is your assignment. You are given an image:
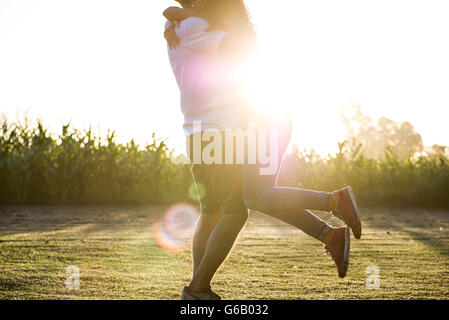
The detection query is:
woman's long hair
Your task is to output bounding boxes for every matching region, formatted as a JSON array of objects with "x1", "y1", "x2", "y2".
[{"x1": 200, "y1": 0, "x2": 255, "y2": 40}]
